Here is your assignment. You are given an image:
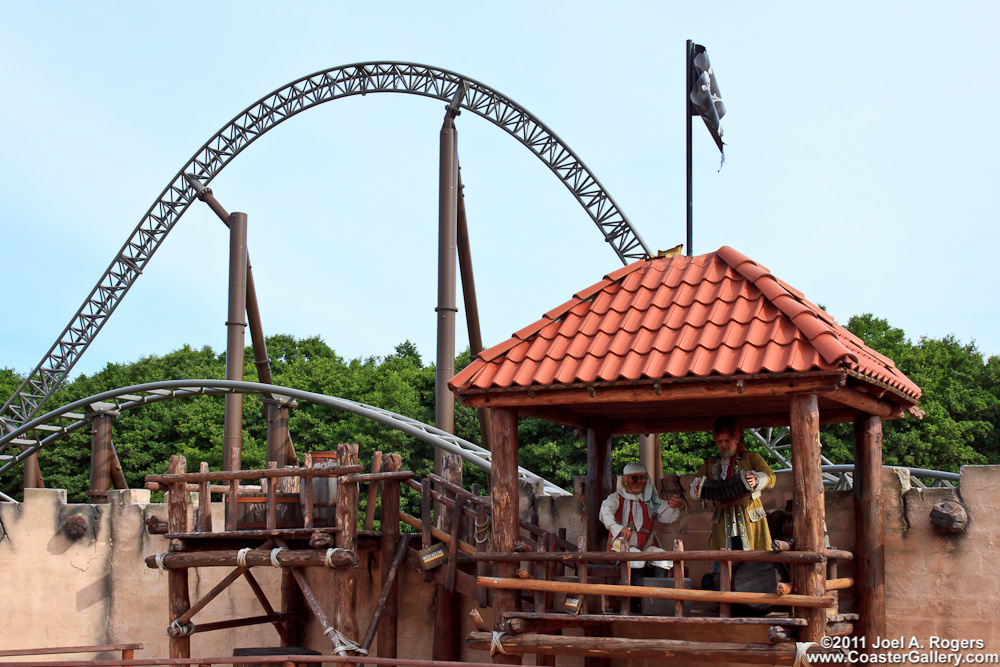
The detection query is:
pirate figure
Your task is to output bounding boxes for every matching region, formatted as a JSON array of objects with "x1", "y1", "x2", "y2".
[
  {"x1": 690, "y1": 416, "x2": 775, "y2": 550},
  {"x1": 599, "y1": 462, "x2": 683, "y2": 571}
]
